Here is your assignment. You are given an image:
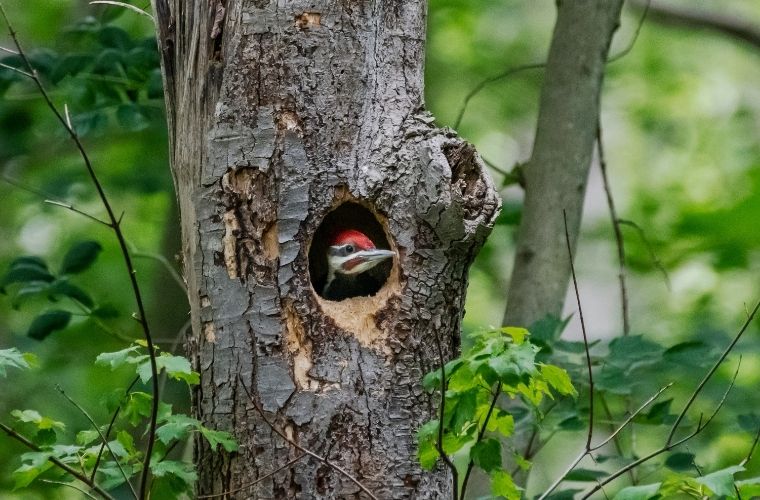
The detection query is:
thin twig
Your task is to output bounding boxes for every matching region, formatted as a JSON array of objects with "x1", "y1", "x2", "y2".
[
  {"x1": 432, "y1": 329, "x2": 459, "y2": 499},
  {"x1": 581, "y1": 346, "x2": 747, "y2": 498},
  {"x1": 459, "y1": 385, "x2": 501, "y2": 500},
  {"x1": 91, "y1": 376, "x2": 140, "y2": 482},
  {"x1": 55, "y1": 385, "x2": 137, "y2": 499},
  {"x1": 741, "y1": 423, "x2": 760, "y2": 466},
  {"x1": 0, "y1": 7, "x2": 161, "y2": 497},
  {"x1": 44, "y1": 200, "x2": 111, "y2": 227},
  {"x1": 129, "y1": 244, "x2": 186, "y2": 292},
  {"x1": 0, "y1": 60, "x2": 32, "y2": 77},
  {"x1": 0, "y1": 422, "x2": 115, "y2": 500},
  {"x1": 89, "y1": 1, "x2": 154, "y2": 20},
  {"x1": 617, "y1": 219, "x2": 671, "y2": 289},
  {"x1": 596, "y1": 122, "x2": 629, "y2": 335},
  {"x1": 538, "y1": 384, "x2": 672, "y2": 500},
  {"x1": 628, "y1": 0, "x2": 760, "y2": 50},
  {"x1": 0, "y1": 44, "x2": 18, "y2": 54},
  {"x1": 453, "y1": 62, "x2": 544, "y2": 129},
  {"x1": 667, "y1": 302, "x2": 760, "y2": 445},
  {"x1": 41, "y1": 479, "x2": 100, "y2": 500},
  {"x1": 453, "y1": 0, "x2": 650, "y2": 130},
  {"x1": 563, "y1": 209, "x2": 595, "y2": 450},
  {"x1": 197, "y1": 454, "x2": 307, "y2": 499},
  {"x1": 237, "y1": 375, "x2": 379, "y2": 500},
  {"x1": 608, "y1": 0, "x2": 652, "y2": 63}
]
